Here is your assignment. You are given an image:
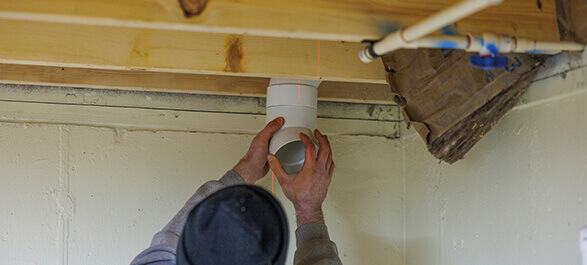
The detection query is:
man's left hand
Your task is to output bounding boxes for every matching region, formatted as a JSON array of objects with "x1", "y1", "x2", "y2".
[{"x1": 233, "y1": 117, "x2": 285, "y2": 184}]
